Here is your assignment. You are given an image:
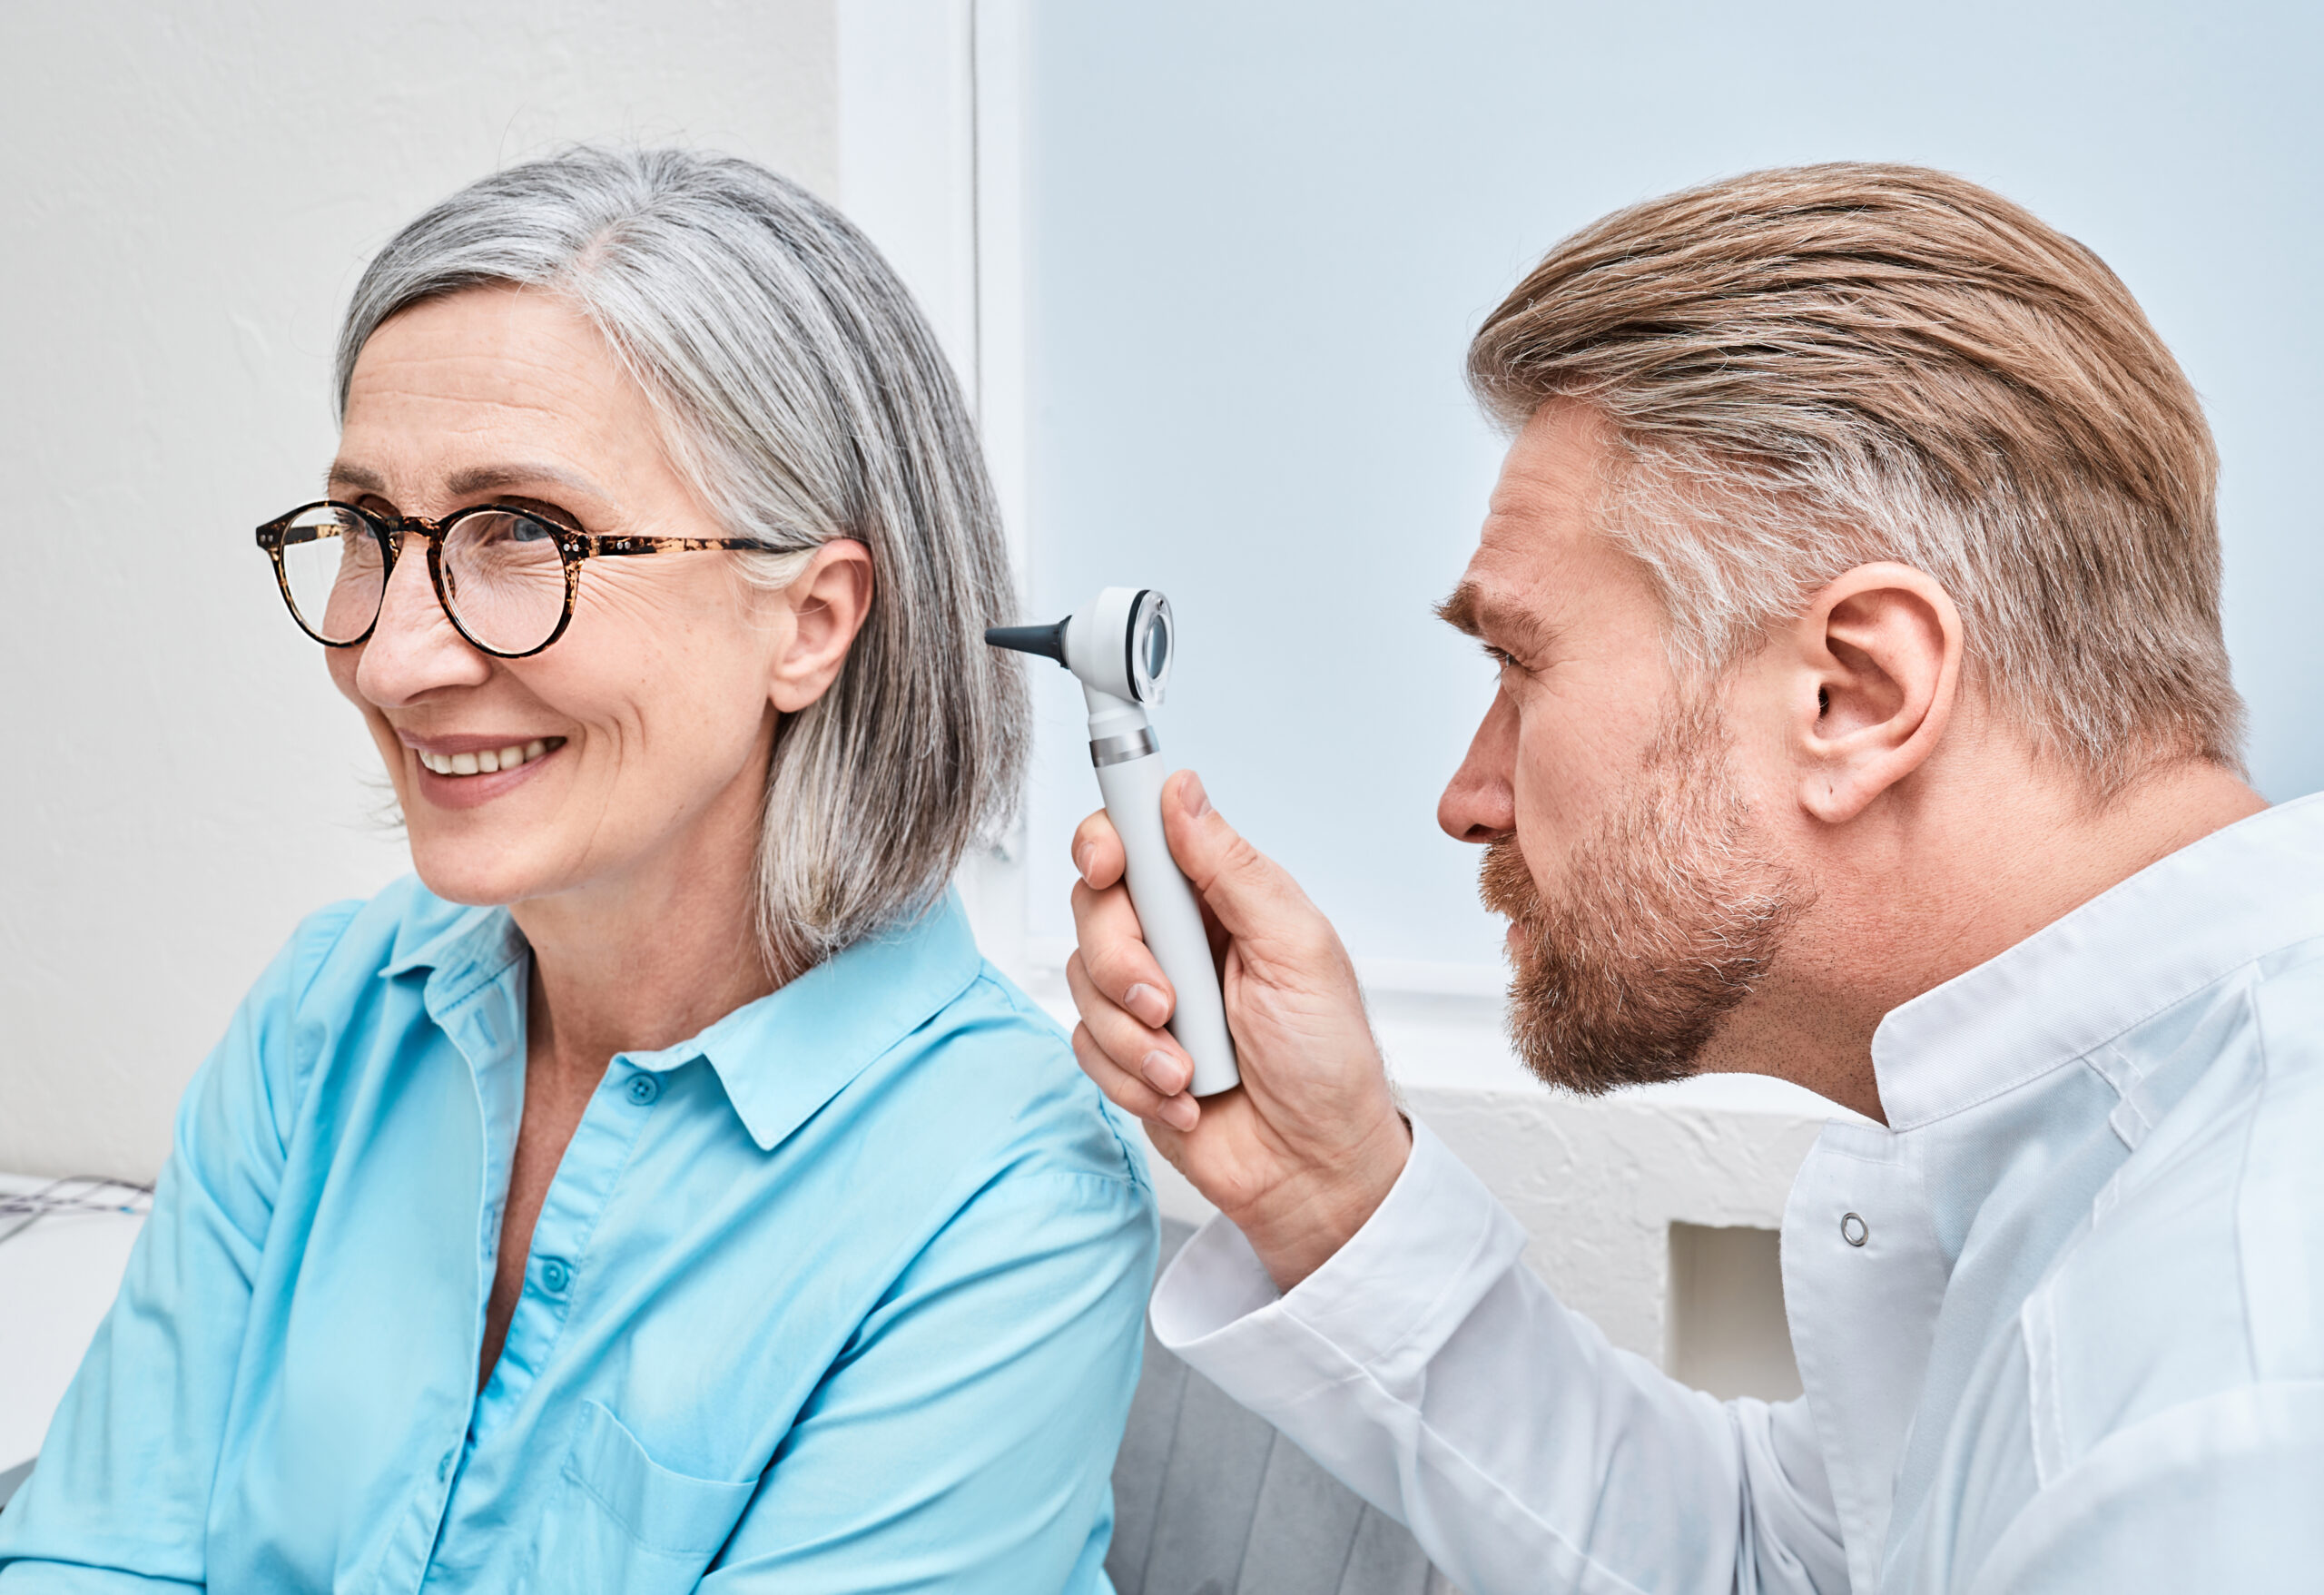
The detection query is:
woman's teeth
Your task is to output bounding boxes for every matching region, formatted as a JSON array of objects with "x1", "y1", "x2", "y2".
[{"x1": 417, "y1": 738, "x2": 561, "y2": 777}]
